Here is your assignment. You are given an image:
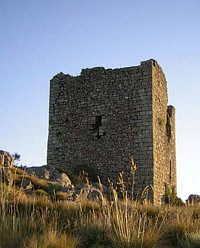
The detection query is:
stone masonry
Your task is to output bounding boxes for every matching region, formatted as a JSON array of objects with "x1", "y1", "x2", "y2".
[{"x1": 47, "y1": 59, "x2": 176, "y2": 204}]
